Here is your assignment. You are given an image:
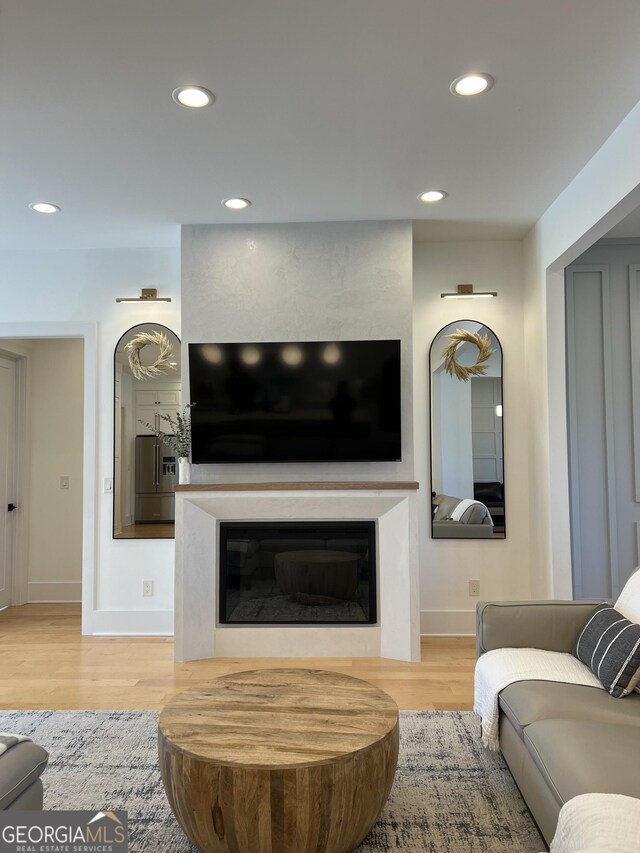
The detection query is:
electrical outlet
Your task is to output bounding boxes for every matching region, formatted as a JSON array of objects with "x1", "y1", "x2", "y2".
[
  {"x1": 104, "y1": 478, "x2": 113, "y2": 493},
  {"x1": 60, "y1": 476, "x2": 70, "y2": 490},
  {"x1": 468, "y1": 579, "x2": 480, "y2": 597},
  {"x1": 143, "y1": 580, "x2": 154, "y2": 597}
]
